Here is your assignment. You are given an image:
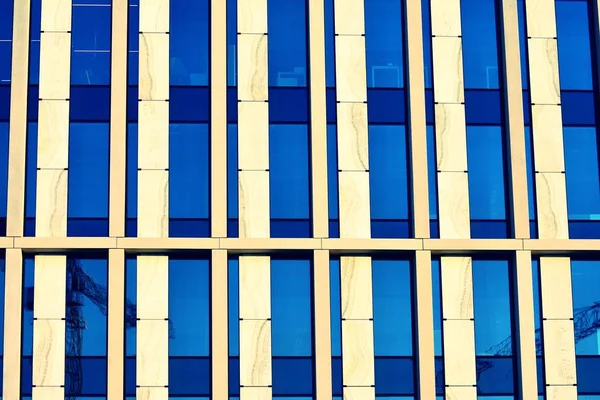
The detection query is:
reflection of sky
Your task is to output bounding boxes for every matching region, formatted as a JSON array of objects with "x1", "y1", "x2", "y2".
[{"x1": 572, "y1": 260, "x2": 600, "y2": 355}]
